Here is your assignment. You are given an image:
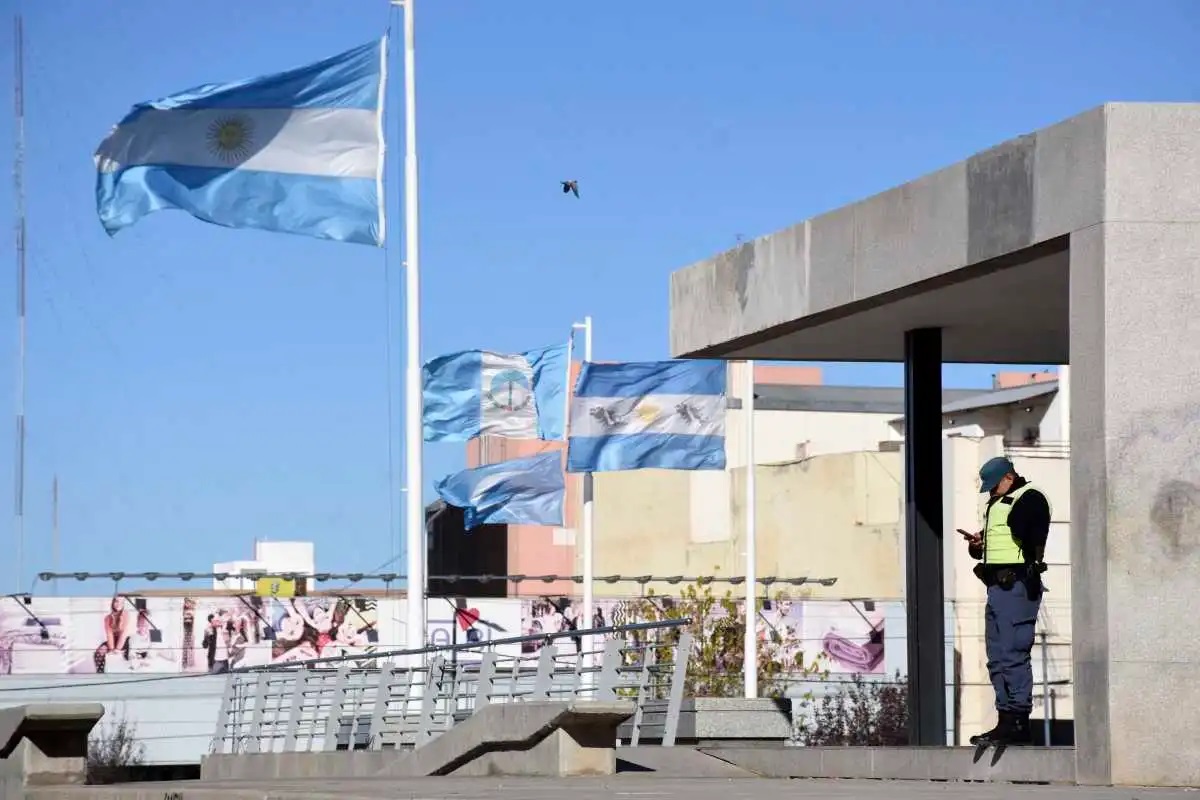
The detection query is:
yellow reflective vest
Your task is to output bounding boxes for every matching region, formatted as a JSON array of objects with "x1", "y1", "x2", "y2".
[{"x1": 983, "y1": 482, "x2": 1050, "y2": 565}]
